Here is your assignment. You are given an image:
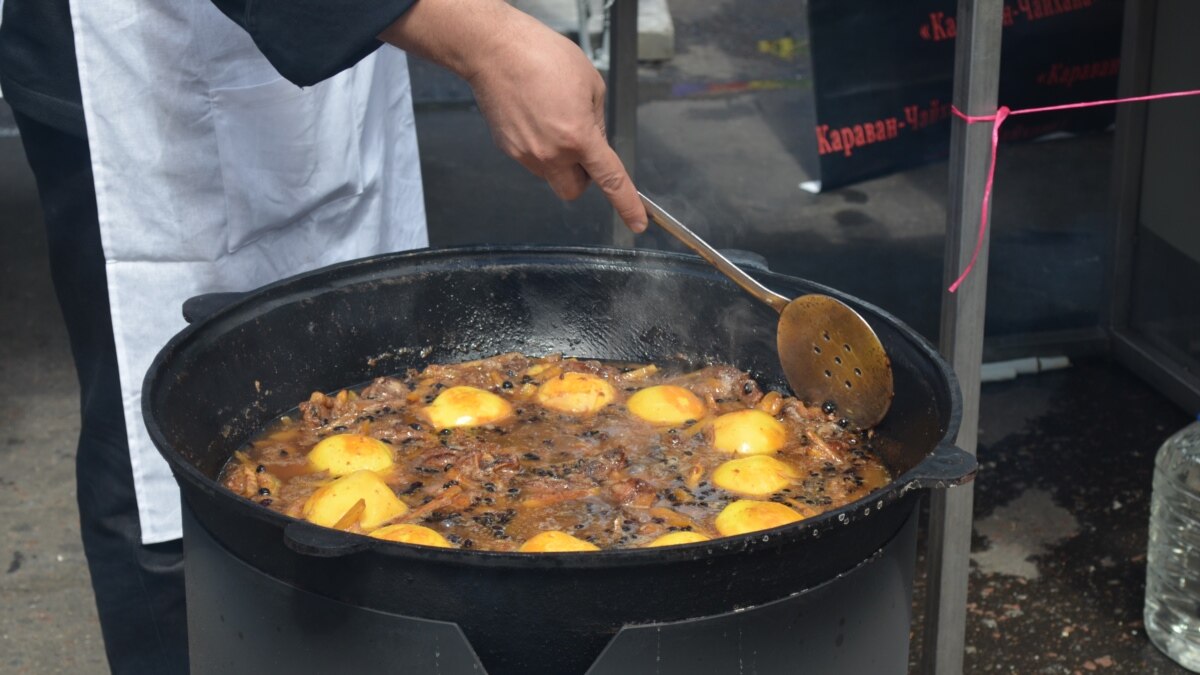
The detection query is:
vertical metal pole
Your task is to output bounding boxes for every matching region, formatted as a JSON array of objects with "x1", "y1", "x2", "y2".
[
  {"x1": 606, "y1": 0, "x2": 638, "y2": 248},
  {"x1": 921, "y1": 0, "x2": 1003, "y2": 673},
  {"x1": 1104, "y1": 0, "x2": 1157, "y2": 337}
]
